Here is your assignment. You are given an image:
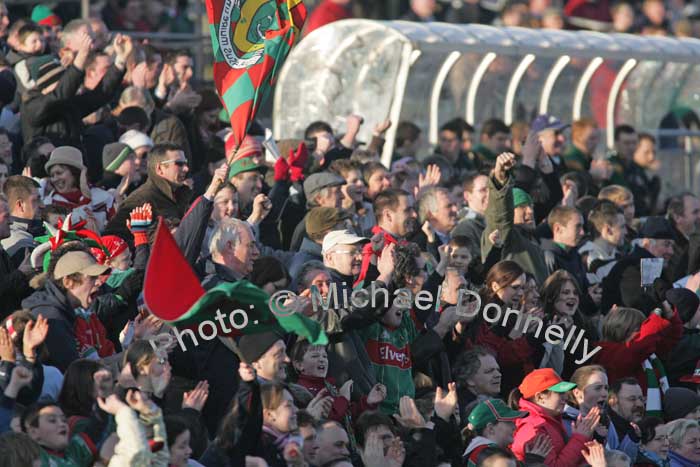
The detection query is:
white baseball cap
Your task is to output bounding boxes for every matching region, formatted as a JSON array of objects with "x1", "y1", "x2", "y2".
[
  {"x1": 119, "y1": 130, "x2": 154, "y2": 150},
  {"x1": 322, "y1": 230, "x2": 368, "y2": 254}
]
